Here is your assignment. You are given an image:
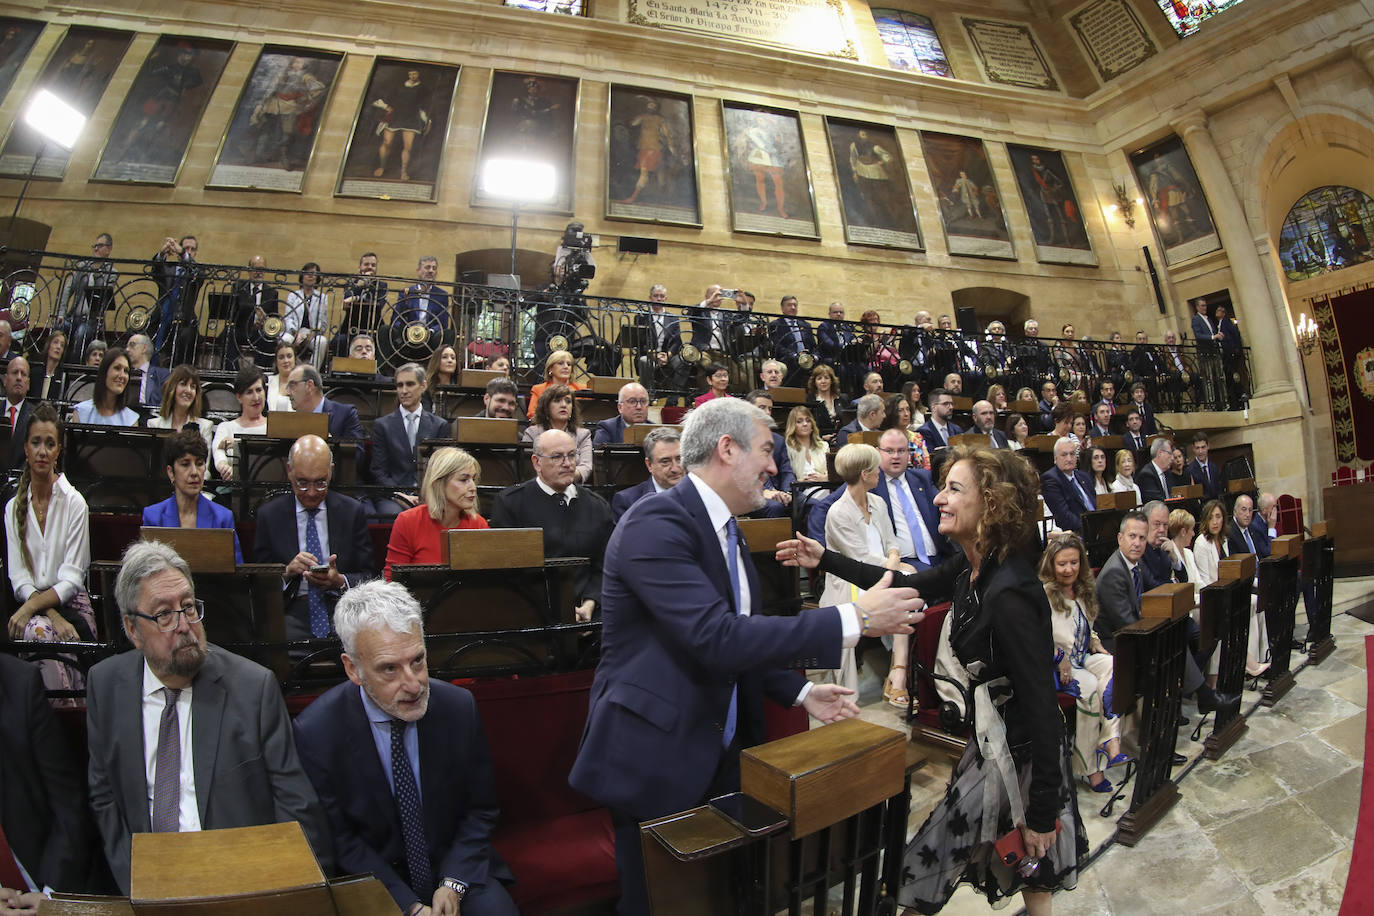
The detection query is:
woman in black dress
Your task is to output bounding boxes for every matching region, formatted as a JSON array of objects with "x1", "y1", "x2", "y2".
[{"x1": 780, "y1": 445, "x2": 1084, "y2": 915}]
